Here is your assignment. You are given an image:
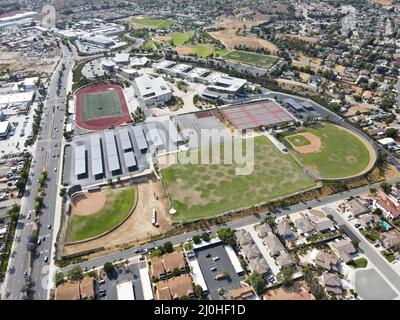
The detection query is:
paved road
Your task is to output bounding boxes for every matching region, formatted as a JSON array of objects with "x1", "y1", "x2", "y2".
[
  {"x1": 60, "y1": 178, "x2": 400, "y2": 274},
  {"x1": 2, "y1": 42, "x2": 76, "y2": 300},
  {"x1": 323, "y1": 206, "x2": 400, "y2": 294}
]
